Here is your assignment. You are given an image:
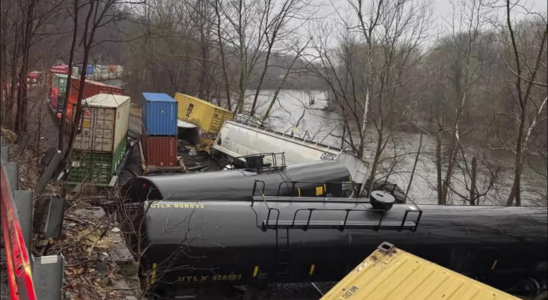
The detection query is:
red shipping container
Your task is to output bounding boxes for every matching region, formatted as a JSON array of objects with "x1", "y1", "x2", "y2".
[
  {"x1": 141, "y1": 126, "x2": 178, "y2": 167},
  {"x1": 61, "y1": 78, "x2": 124, "y2": 123},
  {"x1": 68, "y1": 78, "x2": 124, "y2": 106}
]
